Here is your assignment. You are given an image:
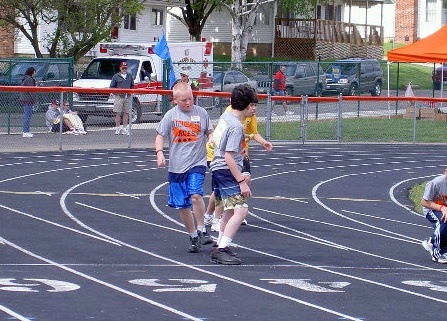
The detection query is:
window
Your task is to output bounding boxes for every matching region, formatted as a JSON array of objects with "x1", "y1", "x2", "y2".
[
  {"x1": 254, "y1": 5, "x2": 269, "y2": 25},
  {"x1": 124, "y1": 14, "x2": 136, "y2": 30},
  {"x1": 426, "y1": 0, "x2": 436, "y2": 22},
  {"x1": 152, "y1": 9, "x2": 164, "y2": 25}
]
